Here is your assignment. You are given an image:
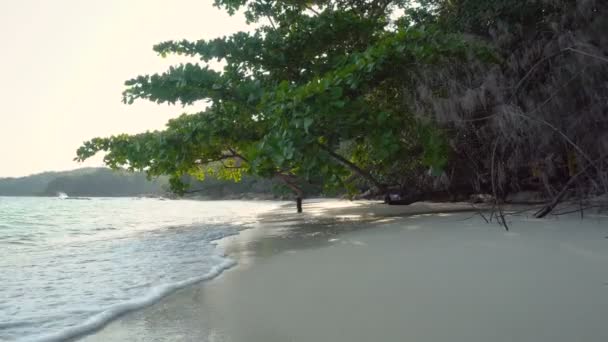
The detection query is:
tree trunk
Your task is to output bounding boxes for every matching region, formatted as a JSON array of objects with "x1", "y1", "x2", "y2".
[{"x1": 274, "y1": 173, "x2": 305, "y2": 213}]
